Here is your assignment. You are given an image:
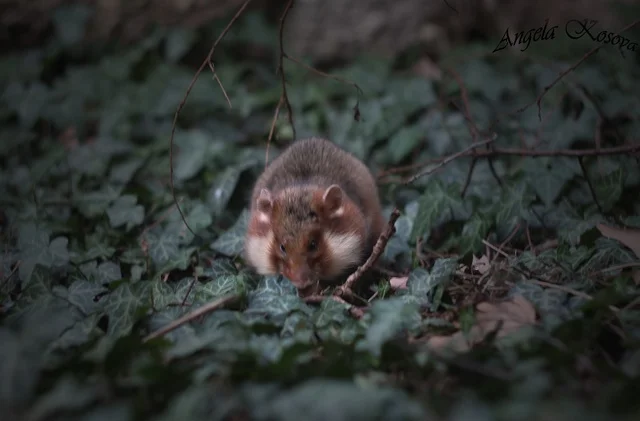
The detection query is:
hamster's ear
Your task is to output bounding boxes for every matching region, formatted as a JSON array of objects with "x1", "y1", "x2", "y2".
[
  {"x1": 322, "y1": 184, "x2": 344, "y2": 216},
  {"x1": 256, "y1": 189, "x2": 273, "y2": 214}
]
